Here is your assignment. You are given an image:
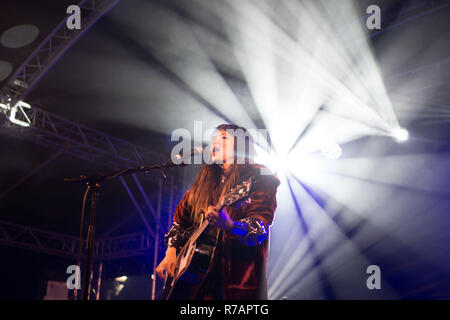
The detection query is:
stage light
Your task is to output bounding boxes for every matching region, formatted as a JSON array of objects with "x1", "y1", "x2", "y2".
[
  {"x1": 320, "y1": 141, "x2": 342, "y2": 160},
  {"x1": 114, "y1": 283, "x2": 125, "y2": 296},
  {"x1": 271, "y1": 154, "x2": 290, "y2": 173},
  {"x1": 253, "y1": 144, "x2": 294, "y2": 175},
  {"x1": 115, "y1": 275, "x2": 128, "y2": 283},
  {"x1": 0, "y1": 100, "x2": 32, "y2": 127},
  {"x1": 113, "y1": 275, "x2": 127, "y2": 296},
  {"x1": 392, "y1": 128, "x2": 409, "y2": 143}
]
